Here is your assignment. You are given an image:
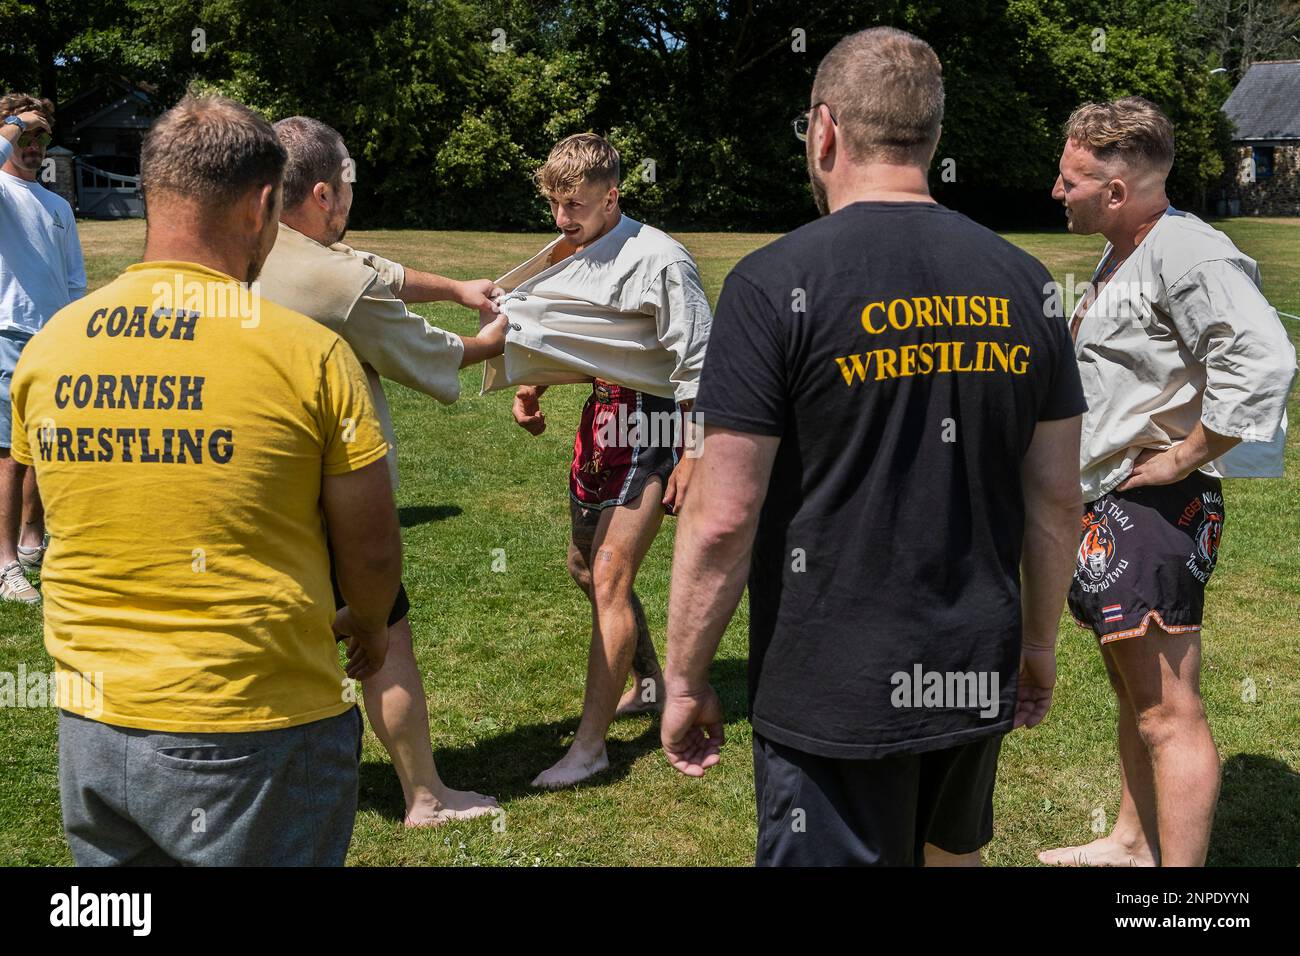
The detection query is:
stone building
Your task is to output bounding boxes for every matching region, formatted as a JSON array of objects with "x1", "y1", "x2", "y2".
[{"x1": 1222, "y1": 60, "x2": 1300, "y2": 217}]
